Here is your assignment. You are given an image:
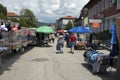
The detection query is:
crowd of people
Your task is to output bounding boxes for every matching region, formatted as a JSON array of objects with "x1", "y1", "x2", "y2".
[
  {"x1": 0, "y1": 21, "x2": 21, "y2": 32},
  {"x1": 55, "y1": 32, "x2": 78, "y2": 54}
]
